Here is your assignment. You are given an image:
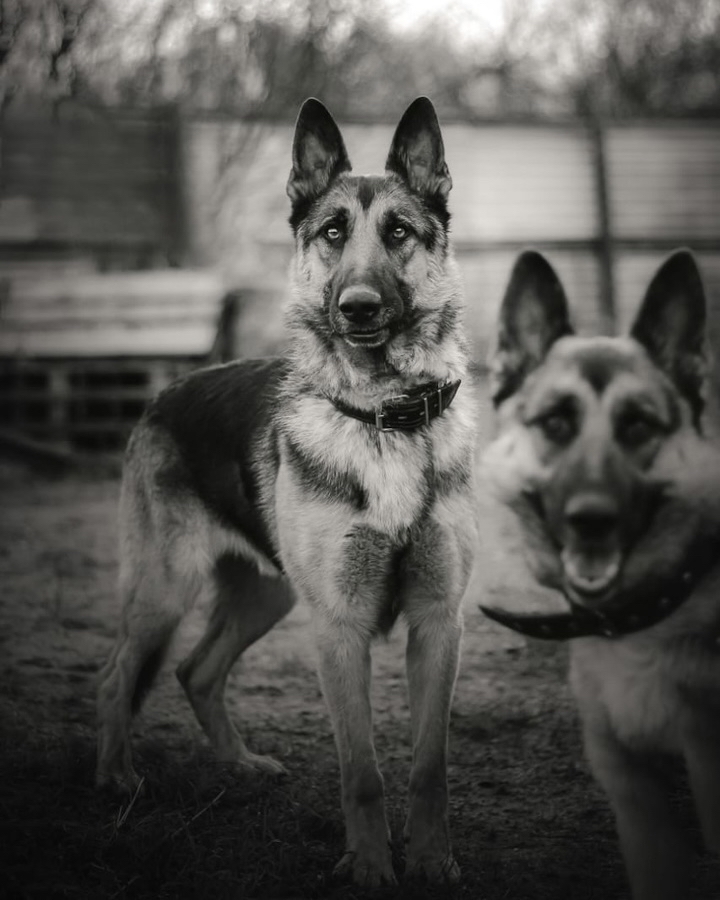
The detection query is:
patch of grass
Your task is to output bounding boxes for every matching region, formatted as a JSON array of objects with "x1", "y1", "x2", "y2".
[
  {"x1": 1, "y1": 728, "x2": 483, "y2": 900},
  {"x1": 3, "y1": 472, "x2": 716, "y2": 899}
]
